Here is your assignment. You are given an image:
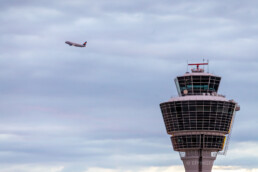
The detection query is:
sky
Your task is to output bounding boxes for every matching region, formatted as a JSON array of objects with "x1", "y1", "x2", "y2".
[{"x1": 0, "y1": 0, "x2": 258, "y2": 172}]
